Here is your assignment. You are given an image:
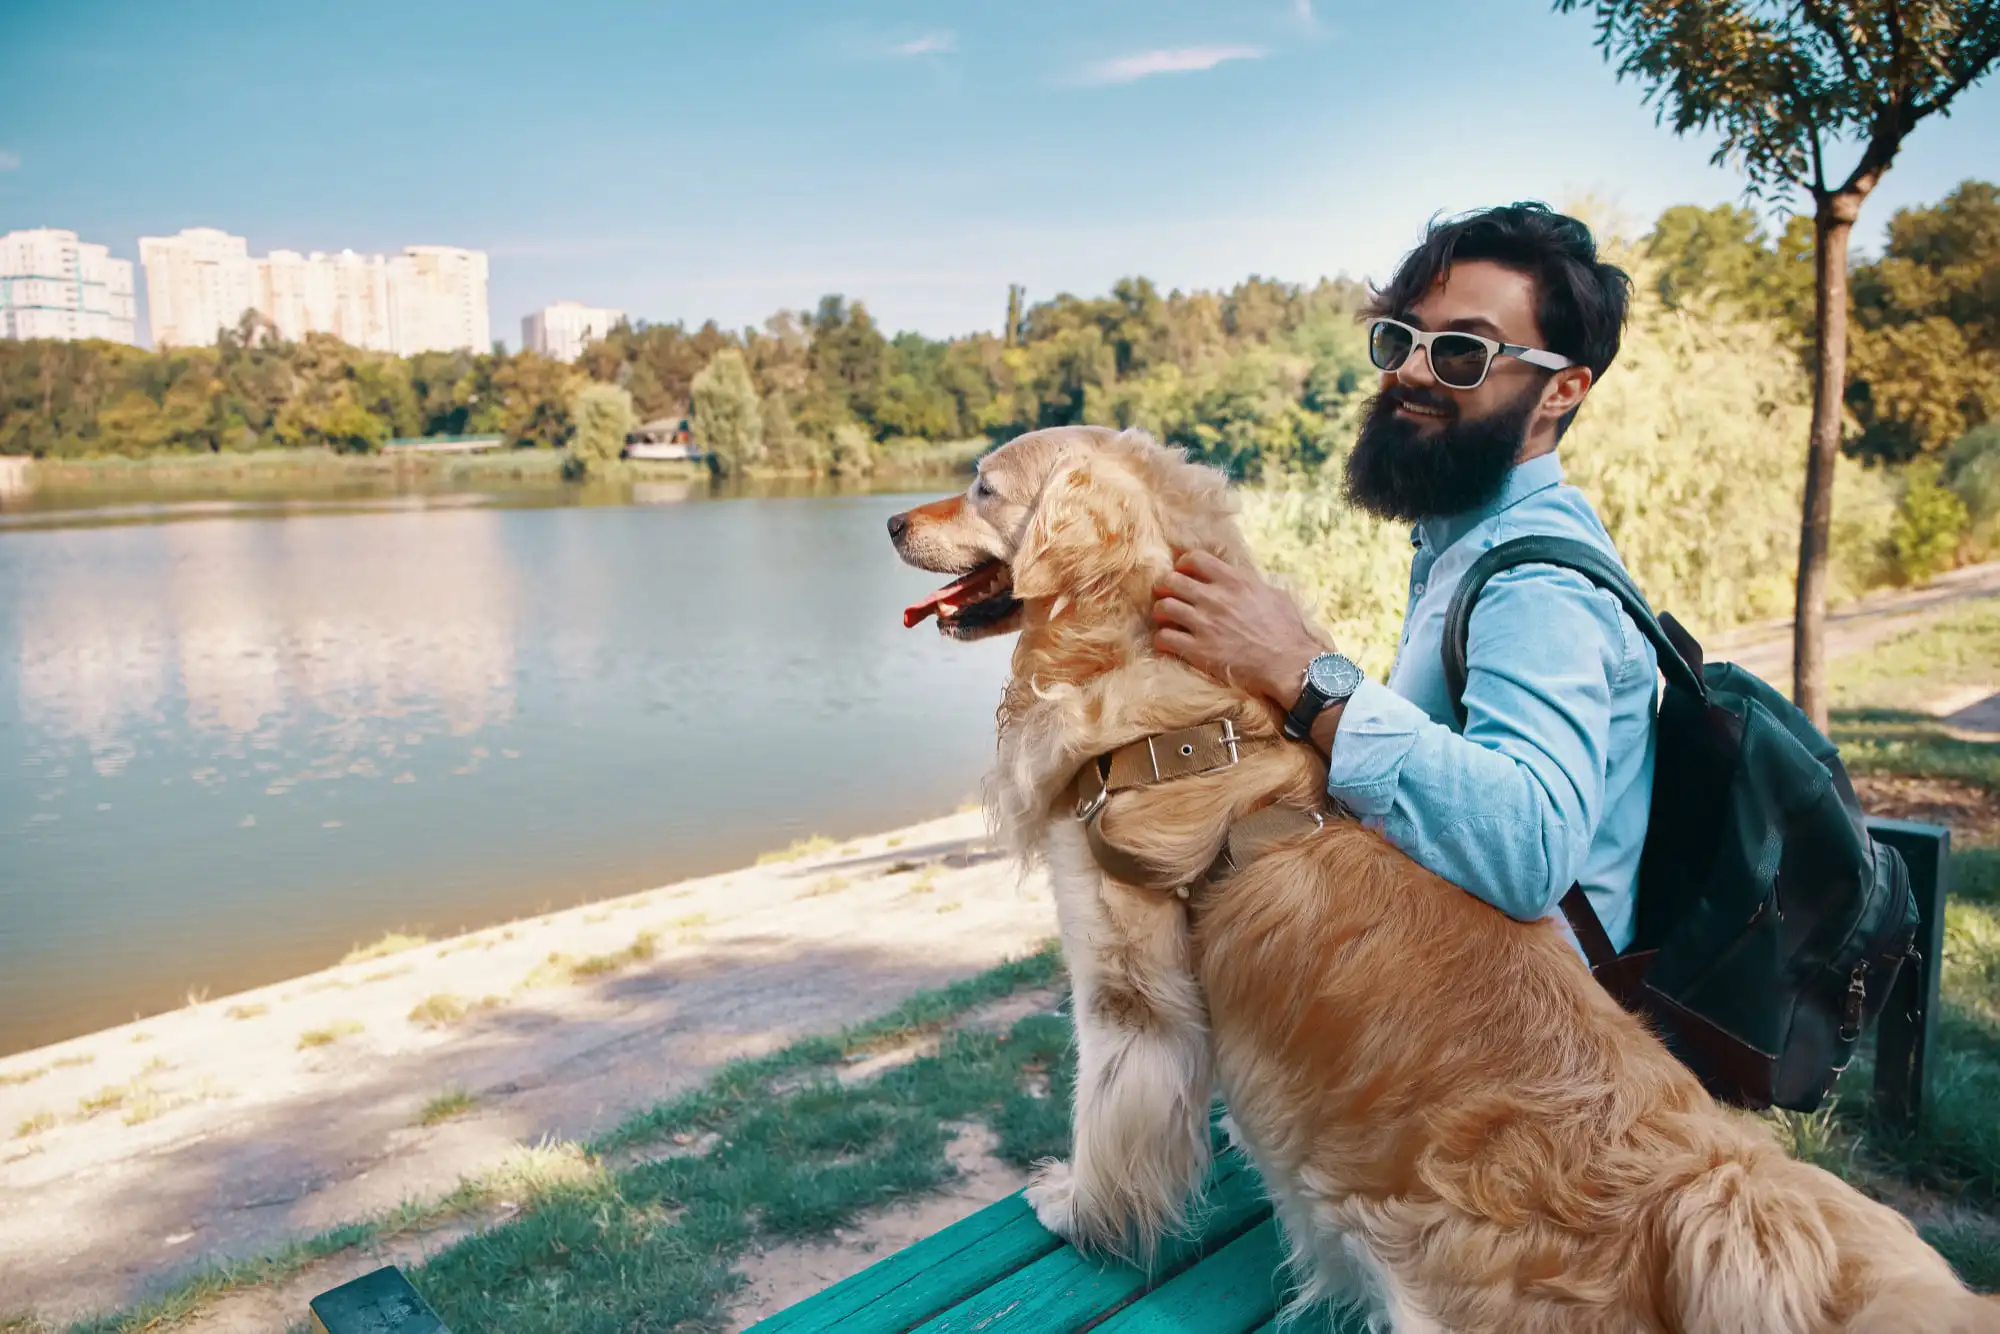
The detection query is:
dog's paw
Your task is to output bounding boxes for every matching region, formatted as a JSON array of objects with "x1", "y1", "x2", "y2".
[{"x1": 1024, "y1": 1159, "x2": 1078, "y2": 1240}]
